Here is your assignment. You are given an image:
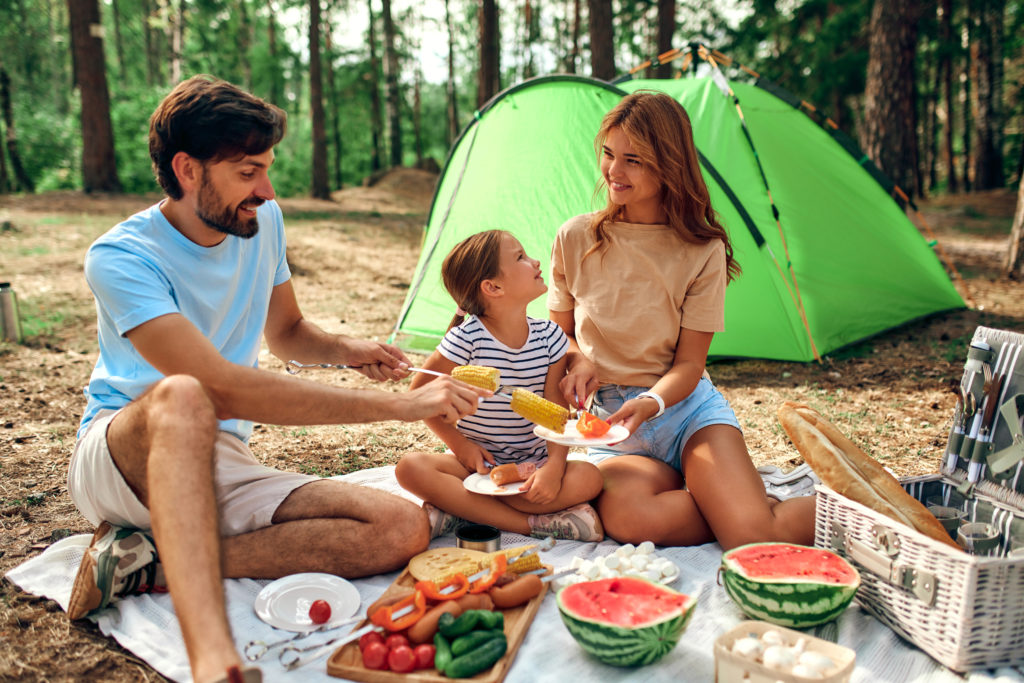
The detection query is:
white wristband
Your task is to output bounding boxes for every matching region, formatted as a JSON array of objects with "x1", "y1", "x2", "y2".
[{"x1": 636, "y1": 391, "x2": 665, "y2": 419}]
